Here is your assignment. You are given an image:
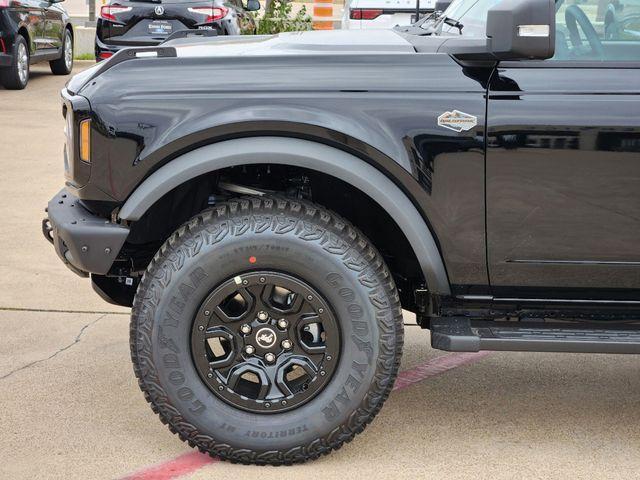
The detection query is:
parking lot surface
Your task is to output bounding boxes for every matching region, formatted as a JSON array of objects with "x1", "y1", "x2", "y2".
[{"x1": 1, "y1": 65, "x2": 640, "y2": 480}]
